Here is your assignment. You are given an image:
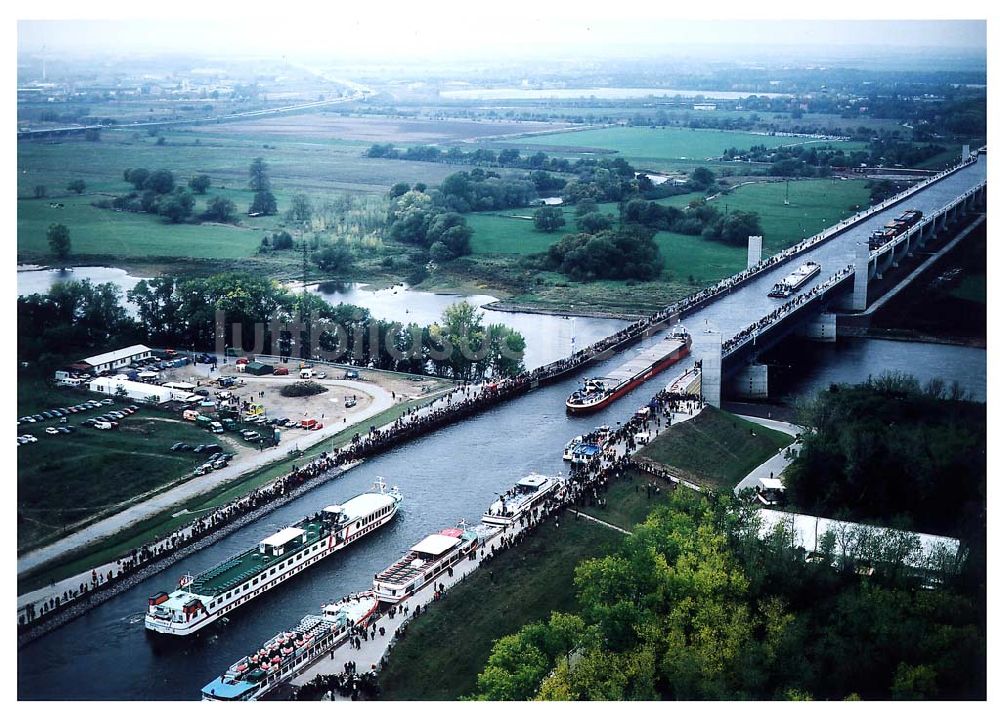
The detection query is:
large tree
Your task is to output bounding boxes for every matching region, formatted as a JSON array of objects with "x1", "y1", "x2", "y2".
[
  {"x1": 533, "y1": 206, "x2": 566, "y2": 233},
  {"x1": 248, "y1": 157, "x2": 271, "y2": 192},
  {"x1": 46, "y1": 223, "x2": 71, "y2": 262},
  {"x1": 202, "y1": 196, "x2": 237, "y2": 223}
]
